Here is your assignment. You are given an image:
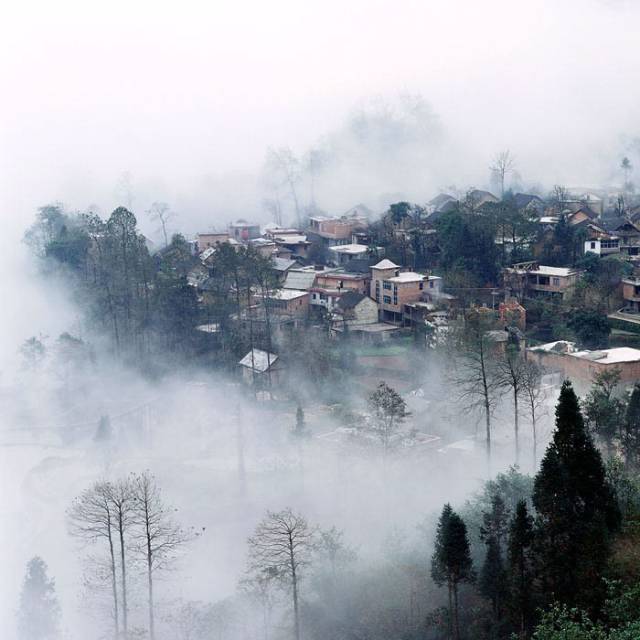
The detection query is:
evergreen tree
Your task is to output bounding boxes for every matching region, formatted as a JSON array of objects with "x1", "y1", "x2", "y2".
[
  {"x1": 532, "y1": 381, "x2": 620, "y2": 615},
  {"x1": 17, "y1": 557, "x2": 60, "y2": 640},
  {"x1": 479, "y1": 495, "x2": 509, "y2": 620},
  {"x1": 507, "y1": 500, "x2": 535, "y2": 638},
  {"x1": 431, "y1": 504, "x2": 475, "y2": 640}
]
